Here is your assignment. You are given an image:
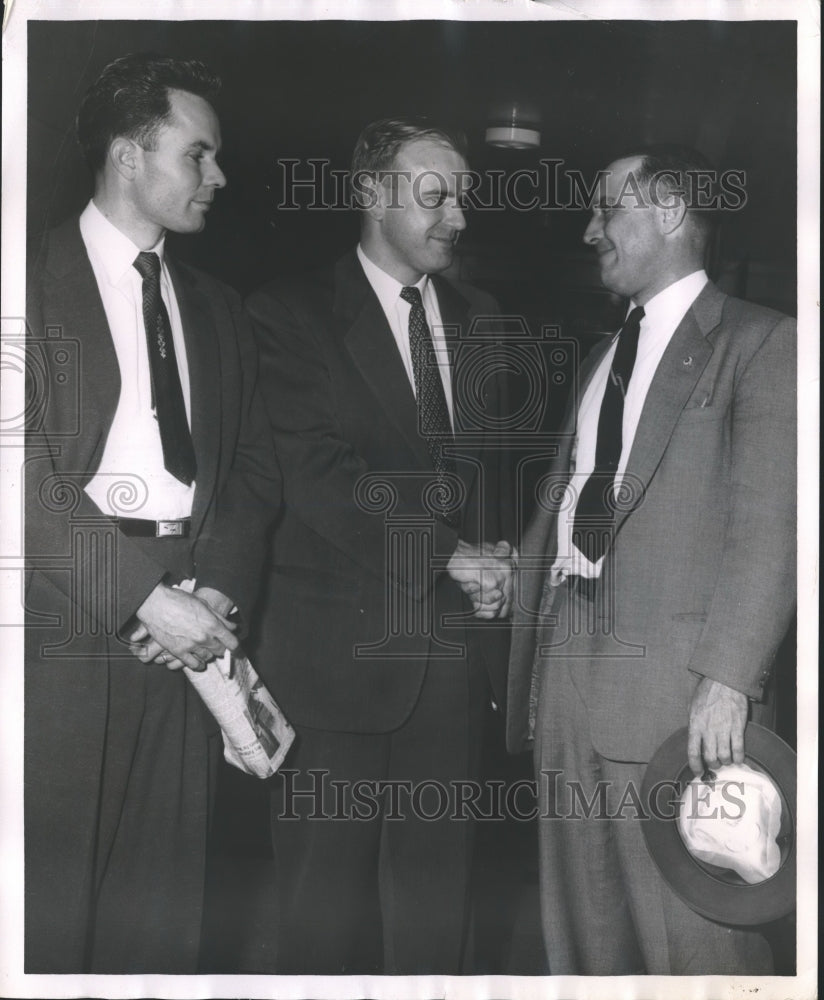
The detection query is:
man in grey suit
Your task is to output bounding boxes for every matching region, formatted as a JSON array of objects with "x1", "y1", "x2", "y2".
[{"x1": 506, "y1": 145, "x2": 796, "y2": 975}]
